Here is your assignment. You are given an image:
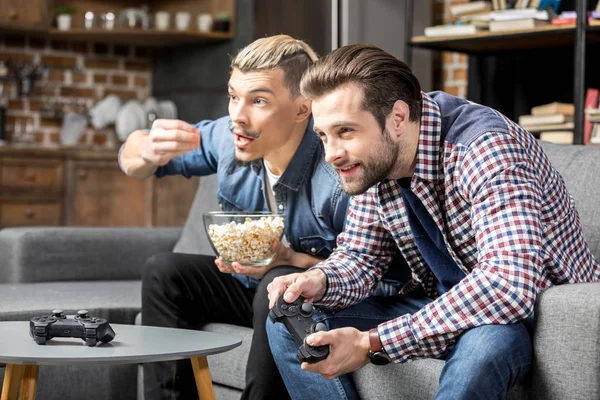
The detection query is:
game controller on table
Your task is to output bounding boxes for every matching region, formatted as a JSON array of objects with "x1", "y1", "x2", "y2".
[
  {"x1": 269, "y1": 295, "x2": 329, "y2": 363},
  {"x1": 29, "y1": 309, "x2": 115, "y2": 347}
]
